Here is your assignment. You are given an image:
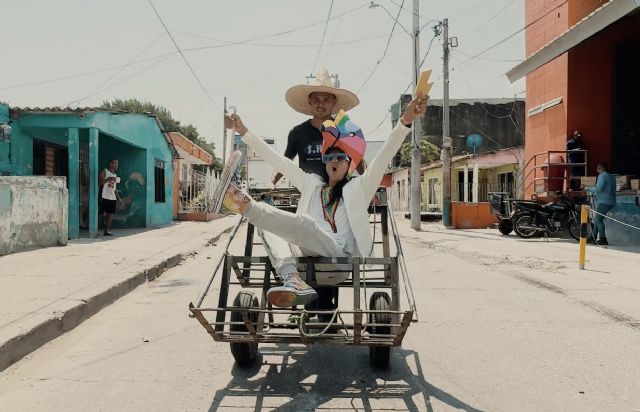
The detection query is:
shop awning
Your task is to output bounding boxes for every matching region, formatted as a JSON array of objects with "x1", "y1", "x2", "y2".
[{"x1": 506, "y1": 0, "x2": 640, "y2": 83}]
